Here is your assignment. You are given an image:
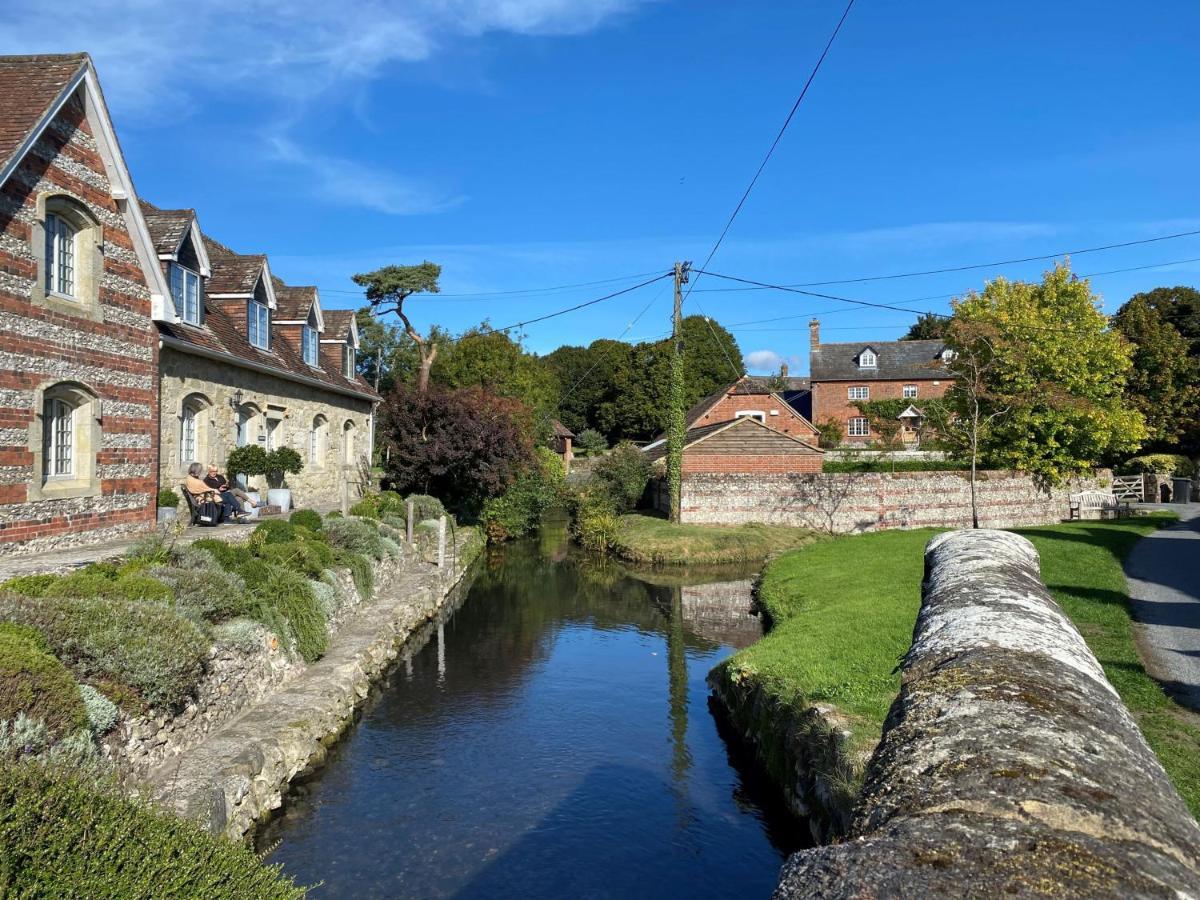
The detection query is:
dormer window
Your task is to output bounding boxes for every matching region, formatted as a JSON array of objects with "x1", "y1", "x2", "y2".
[
  {"x1": 248, "y1": 300, "x2": 270, "y2": 349},
  {"x1": 170, "y1": 263, "x2": 202, "y2": 325},
  {"x1": 302, "y1": 324, "x2": 319, "y2": 367},
  {"x1": 858, "y1": 348, "x2": 877, "y2": 368},
  {"x1": 941, "y1": 348, "x2": 955, "y2": 363},
  {"x1": 344, "y1": 343, "x2": 355, "y2": 375},
  {"x1": 45, "y1": 213, "x2": 77, "y2": 297}
]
